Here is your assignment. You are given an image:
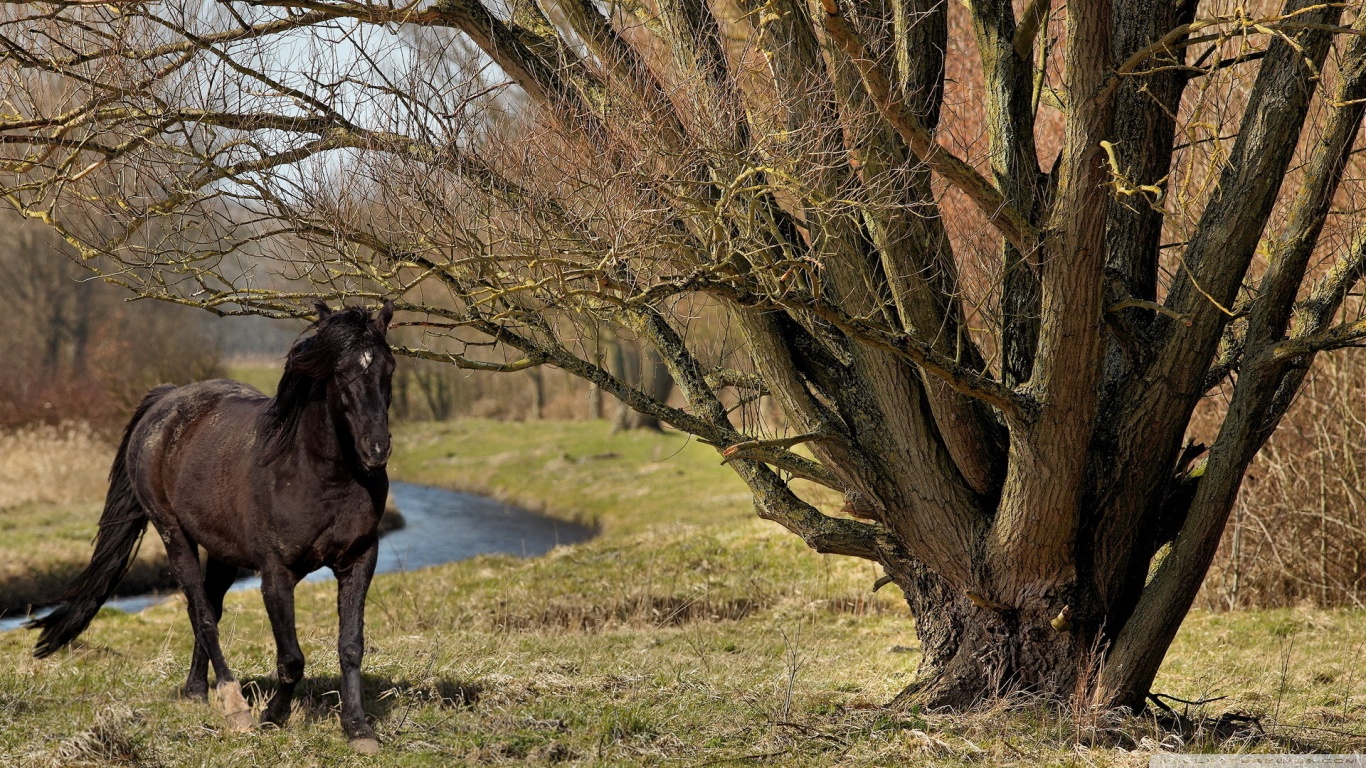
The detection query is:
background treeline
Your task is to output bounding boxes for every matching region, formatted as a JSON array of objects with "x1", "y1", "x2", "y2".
[
  {"x1": 0, "y1": 221, "x2": 227, "y2": 428},
  {"x1": 0, "y1": 216, "x2": 684, "y2": 431},
  {"x1": 390, "y1": 337, "x2": 680, "y2": 431},
  {"x1": 3, "y1": 220, "x2": 1365, "y2": 609}
]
